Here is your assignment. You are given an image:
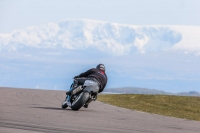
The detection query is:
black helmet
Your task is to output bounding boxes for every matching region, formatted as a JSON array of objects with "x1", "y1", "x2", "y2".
[{"x1": 96, "y1": 64, "x2": 106, "y2": 71}]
